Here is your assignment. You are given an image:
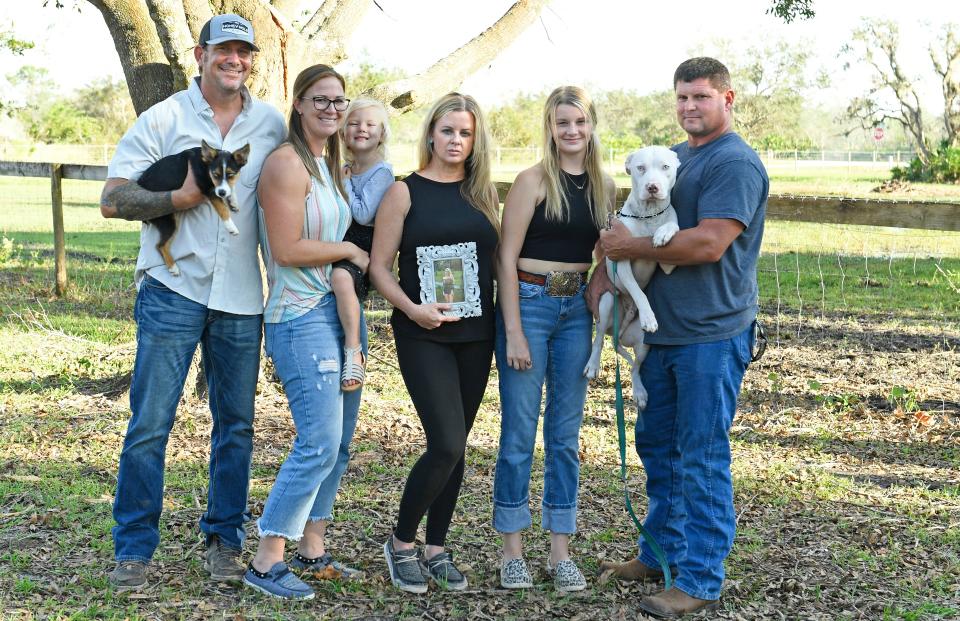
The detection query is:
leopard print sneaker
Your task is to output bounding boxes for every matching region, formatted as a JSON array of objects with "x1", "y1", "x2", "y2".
[
  {"x1": 500, "y1": 557, "x2": 534, "y2": 589},
  {"x1": 546, "y1": 558, "x2": 586, "y2": 592}
]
